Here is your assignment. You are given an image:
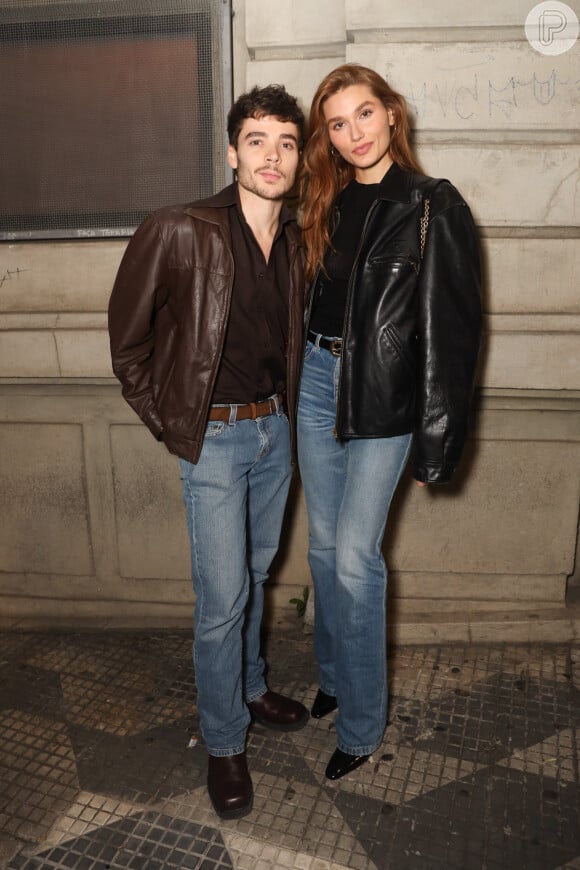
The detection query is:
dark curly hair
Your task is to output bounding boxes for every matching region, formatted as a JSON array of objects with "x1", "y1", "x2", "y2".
[{"x1": 227, "y1": 85, "x2": 305, "y2": 149}]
